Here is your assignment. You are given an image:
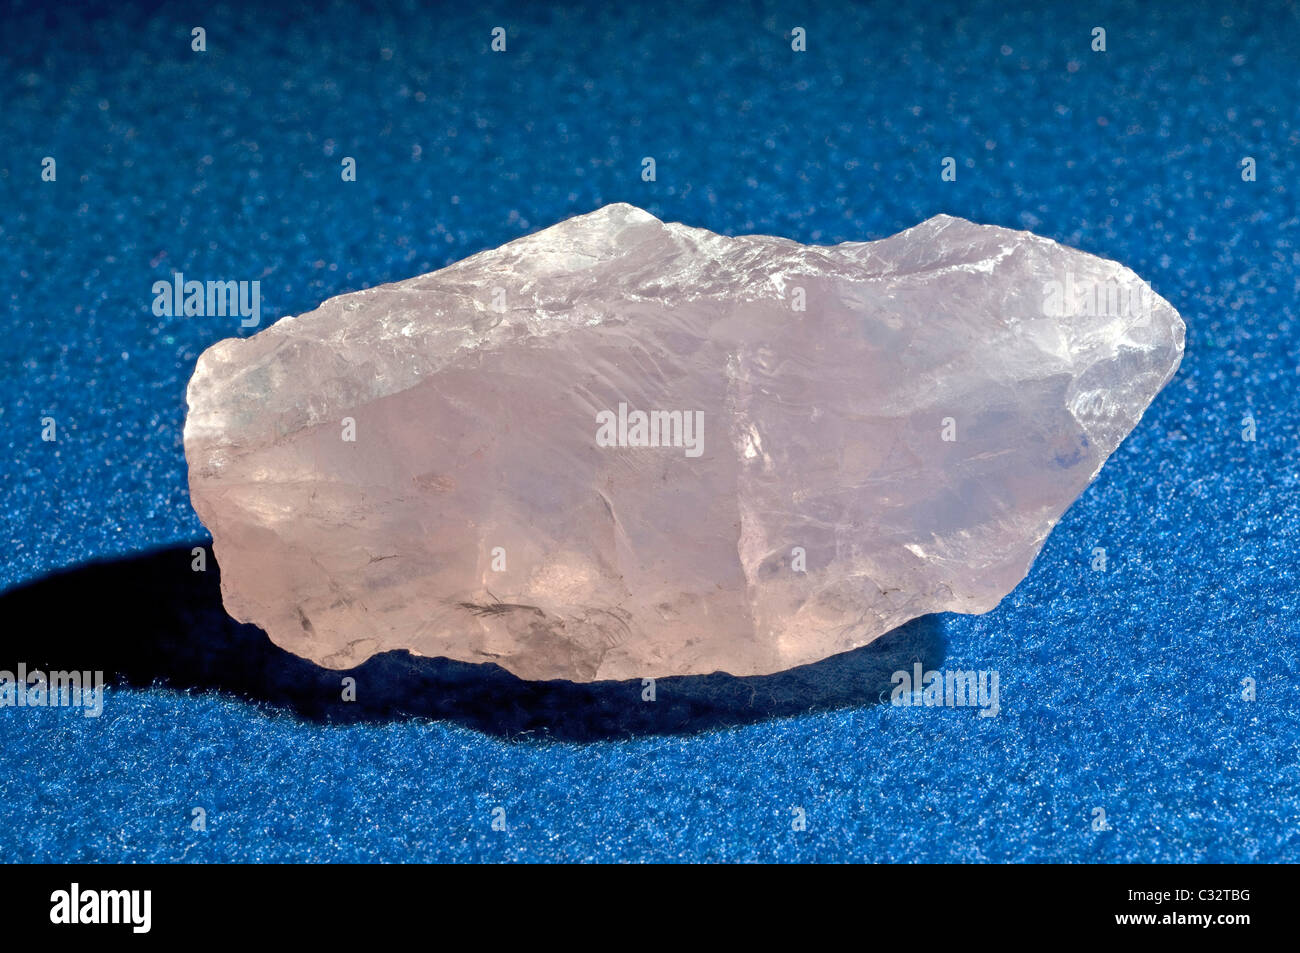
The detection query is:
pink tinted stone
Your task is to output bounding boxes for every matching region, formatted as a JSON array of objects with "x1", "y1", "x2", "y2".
[{"x1": 184, "y1": 205, "x2": 1184, "y2": 681}]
